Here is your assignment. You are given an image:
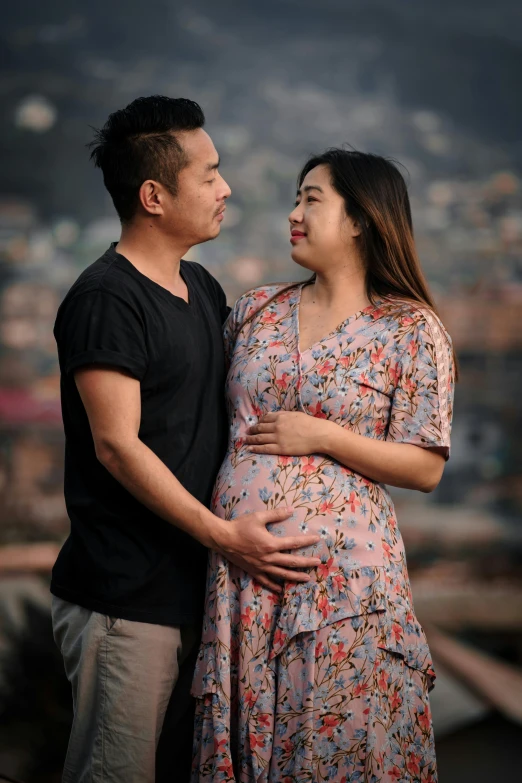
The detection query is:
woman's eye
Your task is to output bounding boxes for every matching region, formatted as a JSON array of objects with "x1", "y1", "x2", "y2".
[{"x1": 307, "y1": 196, "x2": 318, "y2": 203}]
